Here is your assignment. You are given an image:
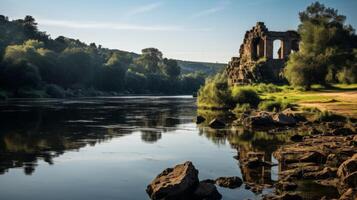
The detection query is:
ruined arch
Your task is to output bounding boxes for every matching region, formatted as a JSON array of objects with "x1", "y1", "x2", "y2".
[{"x1": 227, "y1": 22, "x2": 300, "y2": 85}]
